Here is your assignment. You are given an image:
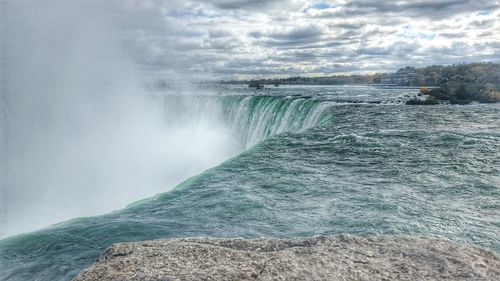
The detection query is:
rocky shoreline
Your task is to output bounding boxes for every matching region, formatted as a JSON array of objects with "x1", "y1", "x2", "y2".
[{"x1": 74, "y1": 236, "x2": 500, "y2": 281}]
